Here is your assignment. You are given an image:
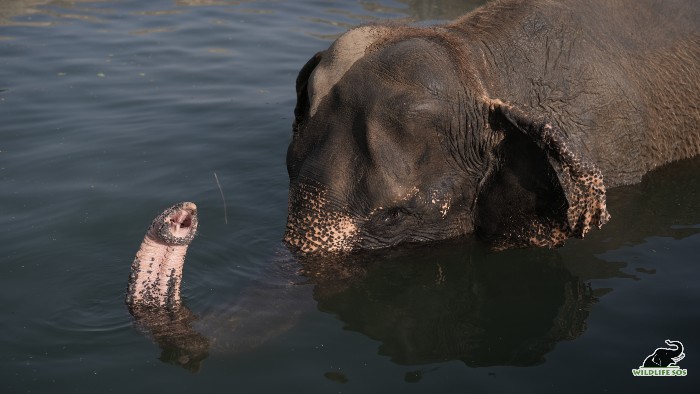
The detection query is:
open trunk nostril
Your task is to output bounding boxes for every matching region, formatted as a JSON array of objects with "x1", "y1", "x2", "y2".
[{"x1": 127, "y1": 202, "x2": 199, "y2": 310}]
